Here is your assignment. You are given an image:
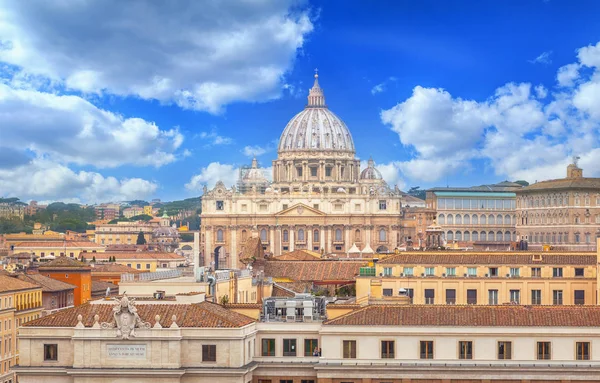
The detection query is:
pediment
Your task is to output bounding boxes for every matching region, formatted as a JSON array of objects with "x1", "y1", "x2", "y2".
[{"x1": 275, "y1": 203, "x2": 326, "y2": 217}]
